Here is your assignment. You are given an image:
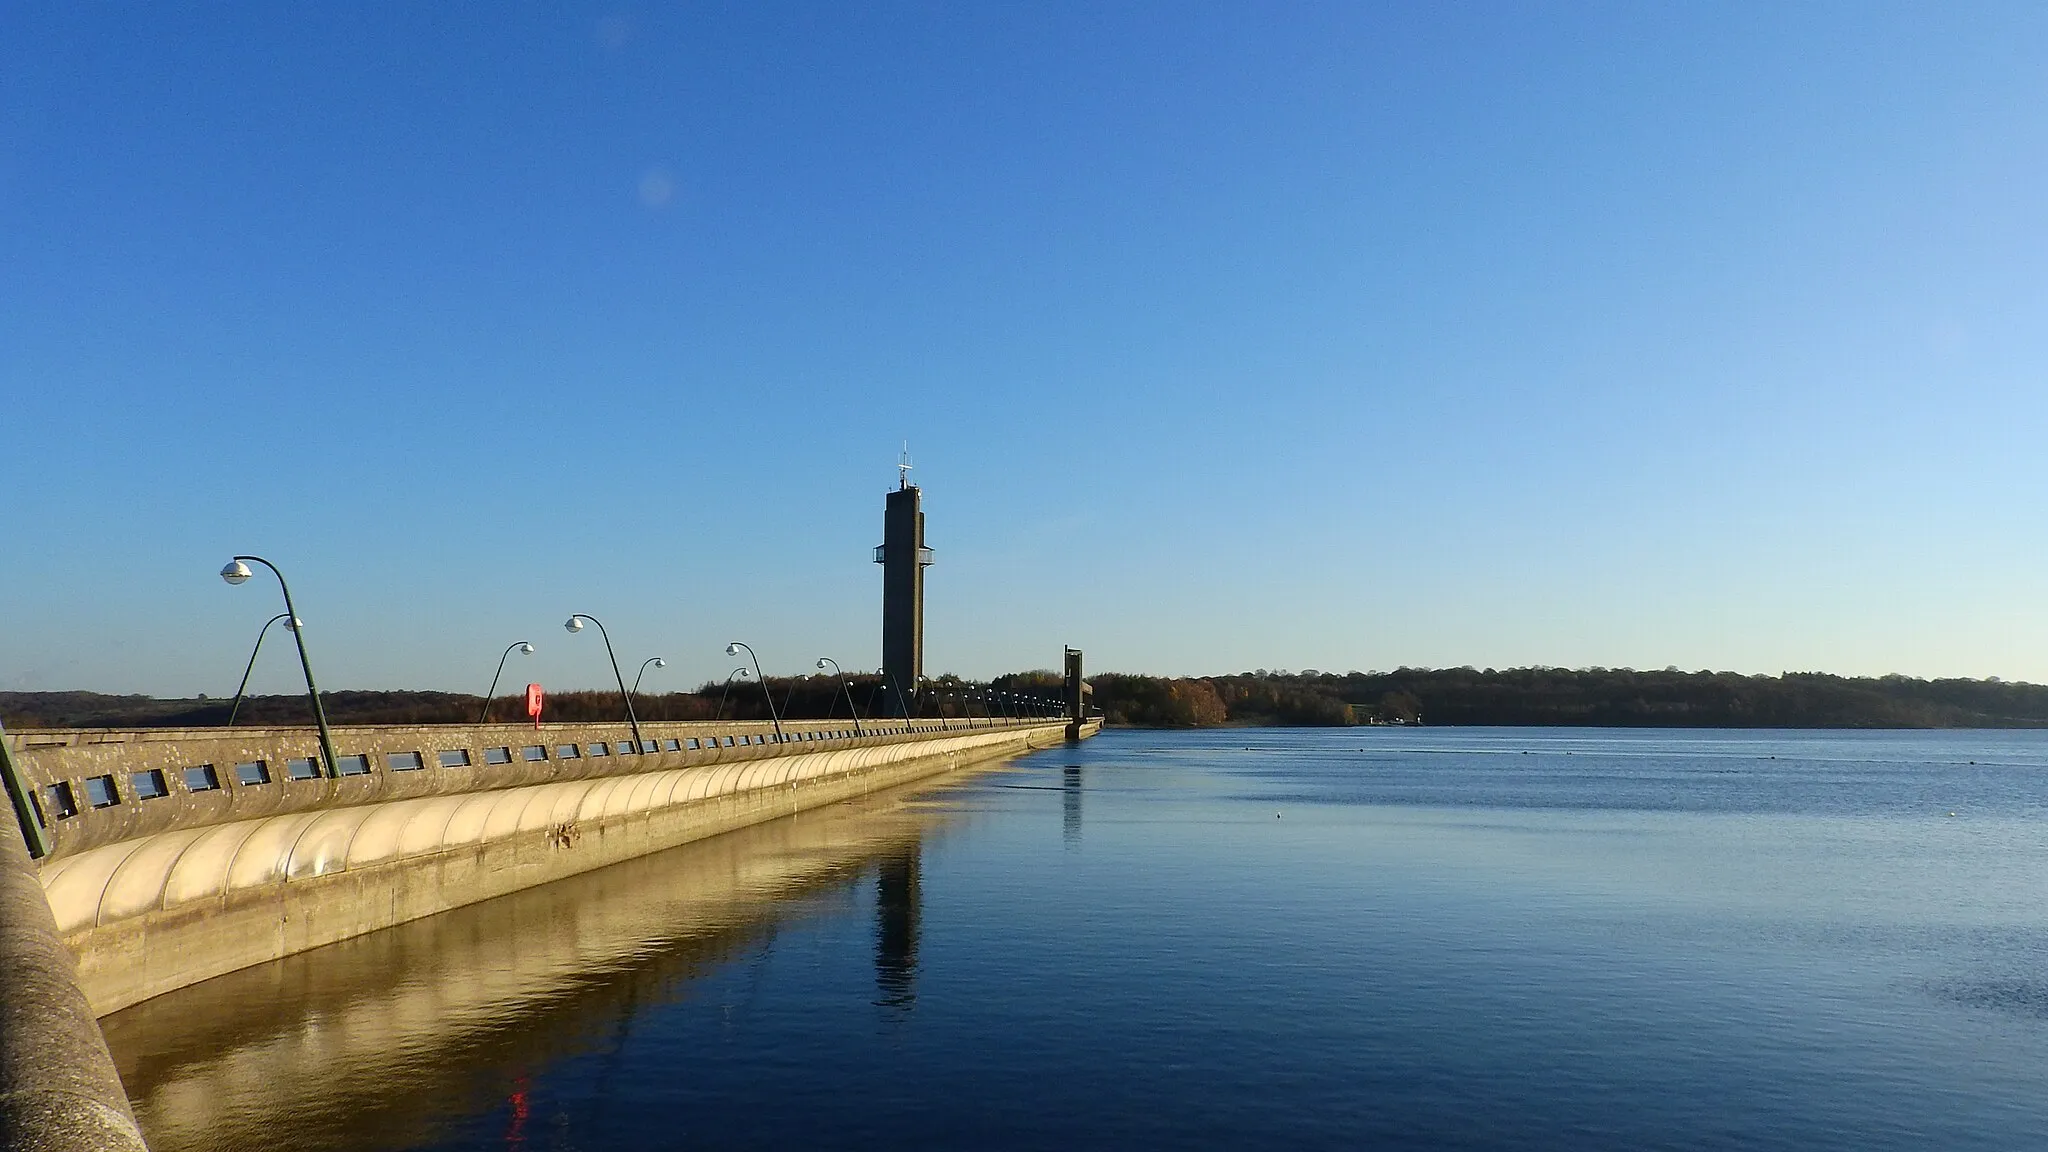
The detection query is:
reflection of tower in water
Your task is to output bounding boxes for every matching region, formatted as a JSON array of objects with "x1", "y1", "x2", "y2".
[
  {"x1": 875, "y1": 848, "x2": 921, "y2": 1008},
  {"x1": 1063, "y1": 766, "x2": 1083, "y2": 846}
]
